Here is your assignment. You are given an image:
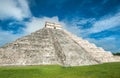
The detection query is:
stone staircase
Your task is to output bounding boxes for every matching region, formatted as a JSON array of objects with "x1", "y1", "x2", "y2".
[{"x1": 51, "y1": 29, "x2": 99, "y2": 66}]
